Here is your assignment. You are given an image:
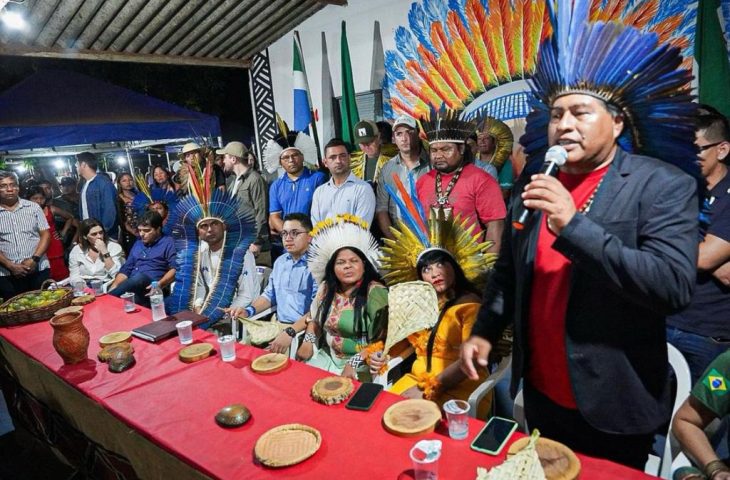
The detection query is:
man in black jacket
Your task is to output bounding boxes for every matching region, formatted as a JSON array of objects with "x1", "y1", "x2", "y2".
[{"x1": 460, "y1": 3, "x2": 699, "y2": 470}]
